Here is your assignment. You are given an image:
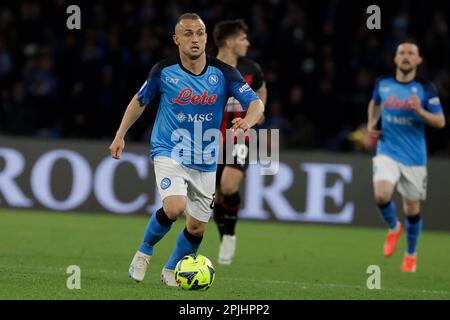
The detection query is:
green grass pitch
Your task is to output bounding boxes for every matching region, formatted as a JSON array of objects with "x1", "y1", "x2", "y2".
[{"x1": 0, "y1": 209, "x2": 449, "y2": 300}]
